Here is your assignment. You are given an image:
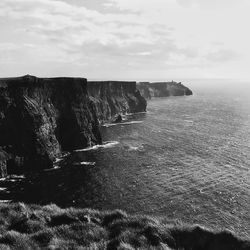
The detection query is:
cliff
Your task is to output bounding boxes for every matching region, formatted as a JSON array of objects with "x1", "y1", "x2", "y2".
[
  {"x1": 0, "y1": 75, "x2": 146, "y2": 176},
  {"x1": 0, "y1": 203, "x2": 248, "y2": 250},
  {"x1": 88, "y1": 81, "x2": 147, "y2": 123},
  {"x1": 137, "y1": 81, "x2": 193, "y2": 99}
]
